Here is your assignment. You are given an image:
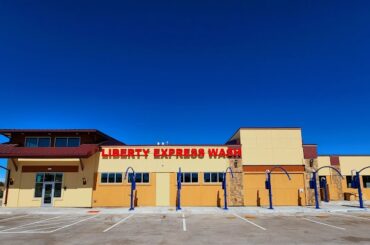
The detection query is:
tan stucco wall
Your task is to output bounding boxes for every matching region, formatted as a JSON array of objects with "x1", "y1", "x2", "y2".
[
  {"x1": 339, "y1": 156, "x2": 370, "y2": 175},
  {"x1": 5, "y1": 154, "x2": 99, "y2": 207},
  {"x1": 317, "y1": 156, "x2": 332, "y2": 175},
  {"x1": 239, "y1": 129, "x2": 304, "y2": 165}
]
